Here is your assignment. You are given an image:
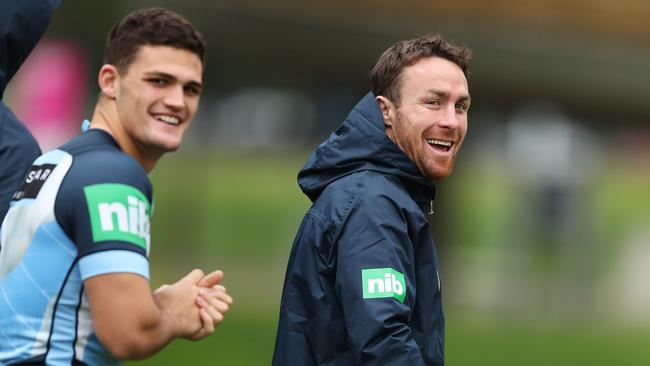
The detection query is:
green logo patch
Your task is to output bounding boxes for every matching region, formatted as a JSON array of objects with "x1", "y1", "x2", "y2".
[
  {"x1": 84, "y1": 183, "x2": 151, "y2": 252},
  {"x1": 362, "y1": 268, "x2": 406, "y2": 303}
]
